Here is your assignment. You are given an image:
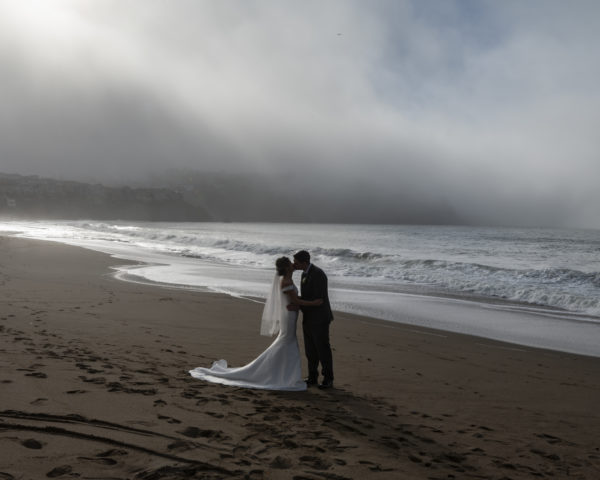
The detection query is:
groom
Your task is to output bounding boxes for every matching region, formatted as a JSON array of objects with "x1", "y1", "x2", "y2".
[{"x1": 292, "y1": 250, "x2": 334, "y2": 389}]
